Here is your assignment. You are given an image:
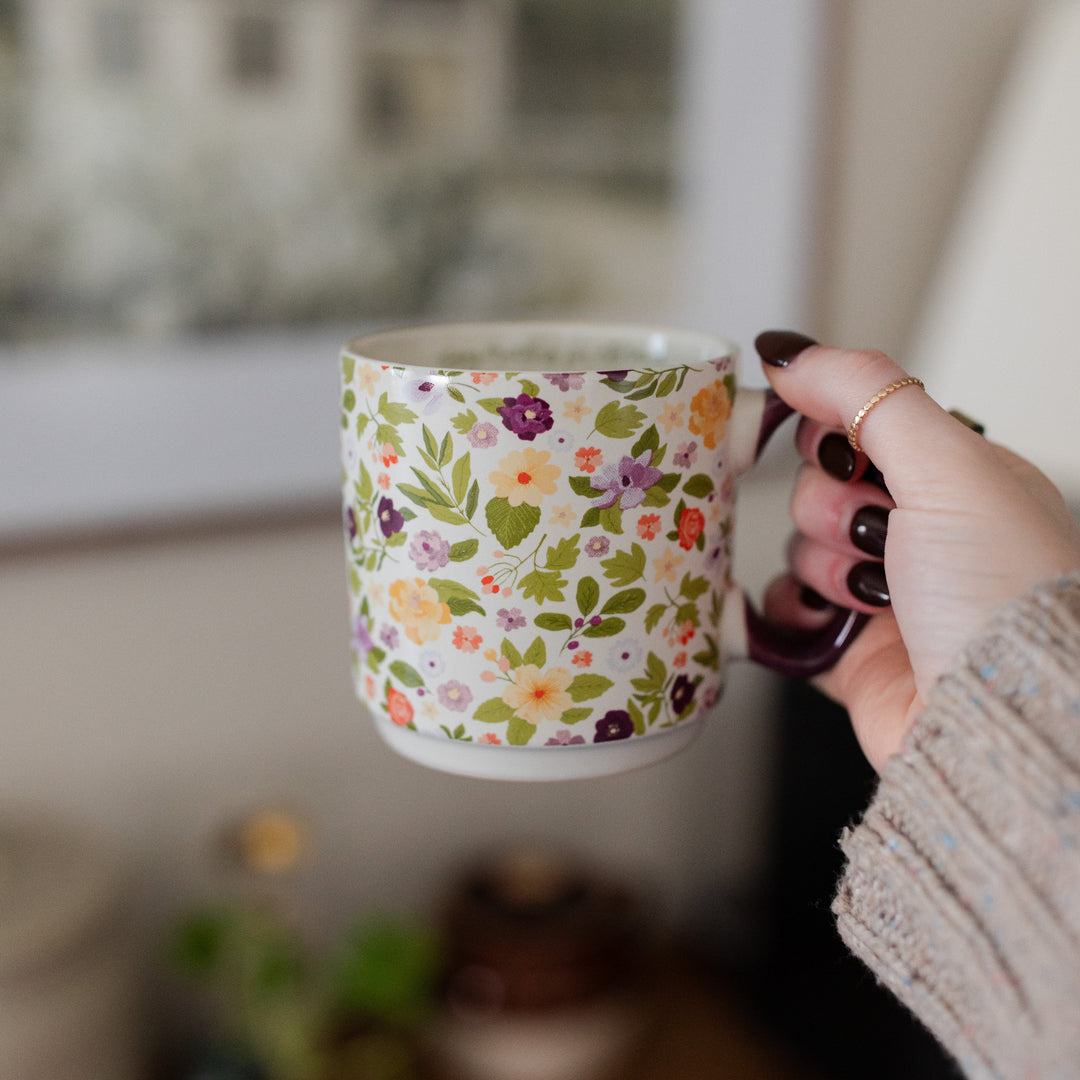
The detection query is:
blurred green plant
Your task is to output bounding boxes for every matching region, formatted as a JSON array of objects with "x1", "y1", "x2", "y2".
[{"x1": 171, "y1": 905, "x2": 442, "y2": 1080}]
